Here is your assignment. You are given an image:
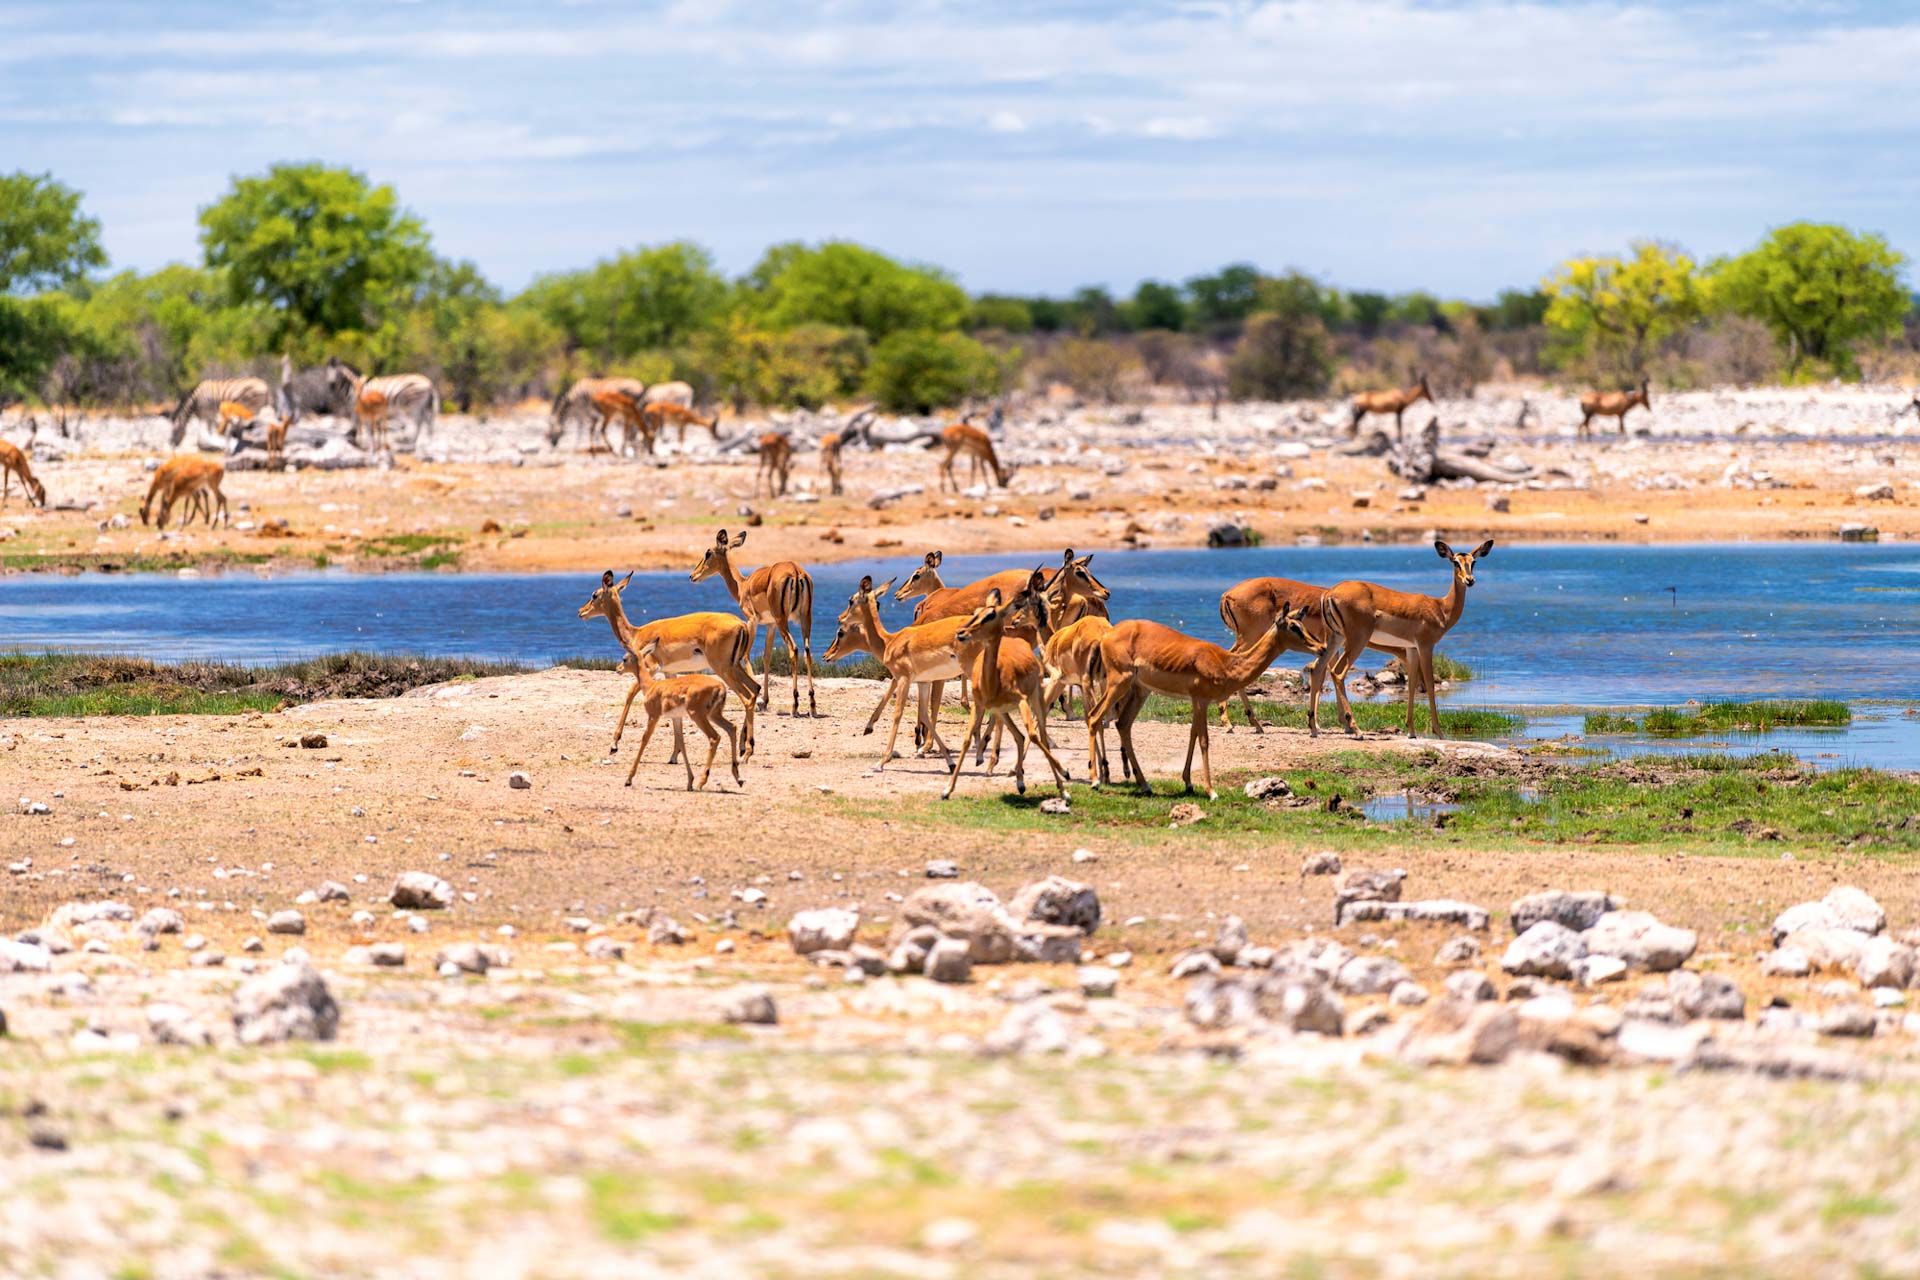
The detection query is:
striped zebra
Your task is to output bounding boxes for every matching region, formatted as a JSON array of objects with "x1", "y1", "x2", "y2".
[
  {"x1": 169, "y1": 377, "x2": 271, "y2": 446},
  {"x1": 355, "y1": 373, "x2": 441, "y2": 445},
  {"x1": 547, "y1": 378, "x2": 697, "y2": 449}
]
